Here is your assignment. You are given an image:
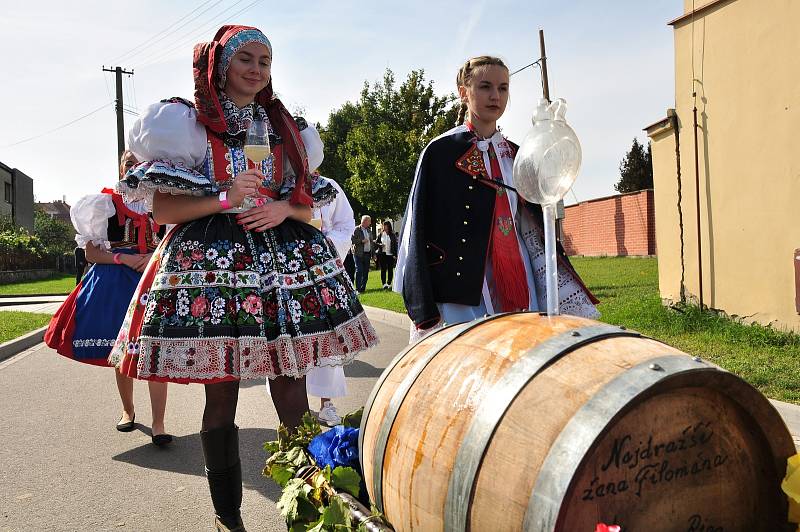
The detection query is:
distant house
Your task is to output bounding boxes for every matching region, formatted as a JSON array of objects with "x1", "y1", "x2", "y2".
[
  {"x1": 35, "y1": 199, "x2": 72, "y2": 226},
  {"x1": 0, "y1": 161, "x2": 34, "y2": 232},
  {"x1": 646, "y1": 0, "x2": 799, "y2": 331},
  {"x1": 35, "y1": 199, "x2": 77, "y2": 242}
]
